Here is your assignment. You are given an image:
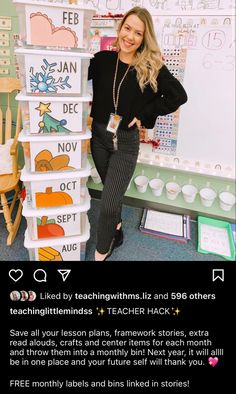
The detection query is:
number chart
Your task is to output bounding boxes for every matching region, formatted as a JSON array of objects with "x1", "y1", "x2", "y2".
[{"x1": 153, "y1": 48, "x2": 187, "y2": 155}]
